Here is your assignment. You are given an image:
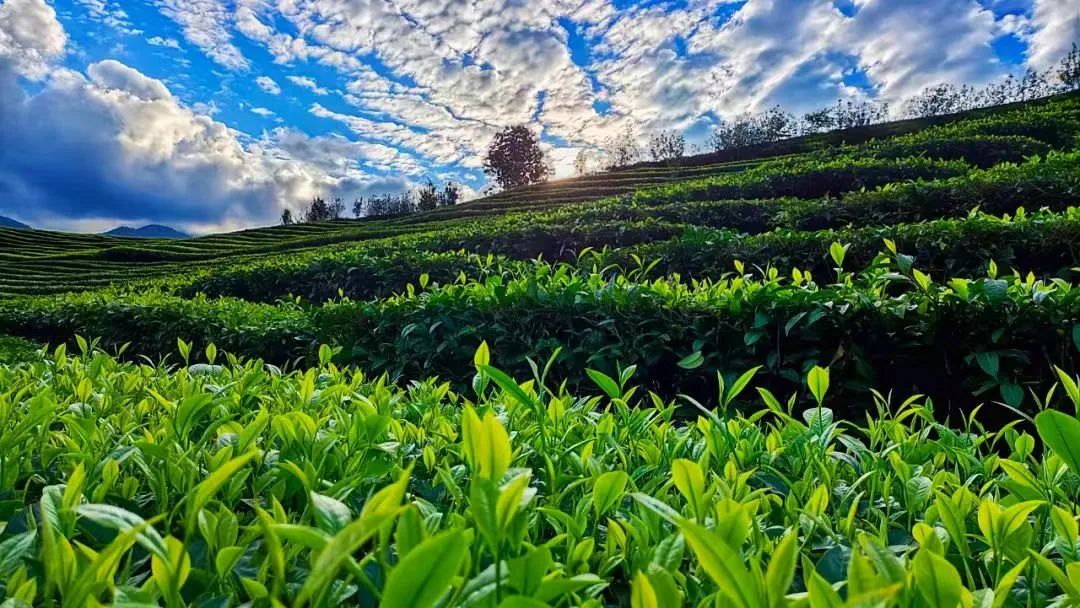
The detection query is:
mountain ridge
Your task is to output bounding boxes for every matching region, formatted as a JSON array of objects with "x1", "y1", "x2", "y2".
[
  {"x1": 0, "y1": 216, "x2": 30, "y2": 230},
  {"x1": 104, "y1": 224, "x2": 189, "y2": 239}
]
